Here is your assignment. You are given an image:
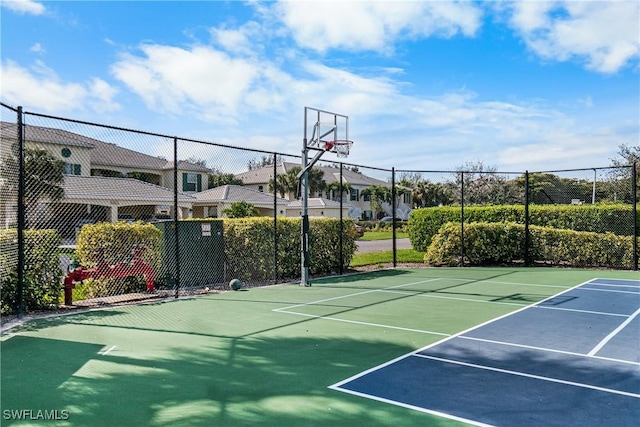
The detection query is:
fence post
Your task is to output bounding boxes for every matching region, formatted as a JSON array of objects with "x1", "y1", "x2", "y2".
[
  {"x1": 391, "y1": 167, "x2": 397, "y2": 268},
  {"x1": 17, "y1": 106, "x2": 25, "y2": 318},
  {"x1": 633, "y1": 162, "x2": 638, "y2": 271},
  {"x1": 460, "y1": 171, "x2": 465, "y2": 267},
  {"x1": 339, "y1": 163, "x2": 344, "y2": 275},
  {"x1": 273, "y1": 155, "x2": 278, "y2": 283},
  {"x1": 173, "y1": 137, "x2": 180, "y2": 298},
  {"x1": 525, "y1": 171, "x2": 531, "y2": 266}
]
